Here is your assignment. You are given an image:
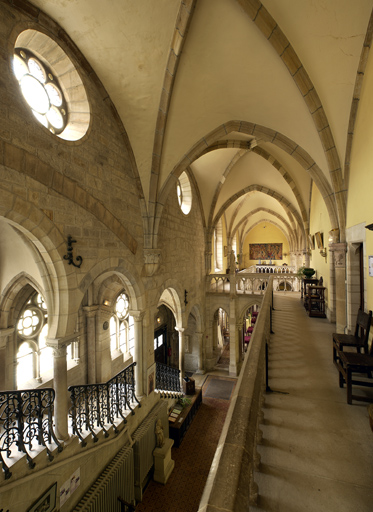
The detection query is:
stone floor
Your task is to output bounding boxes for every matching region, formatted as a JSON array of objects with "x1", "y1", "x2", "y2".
[{"x1": 252, "y1": 292, "x2": 373, "y2": 512}]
